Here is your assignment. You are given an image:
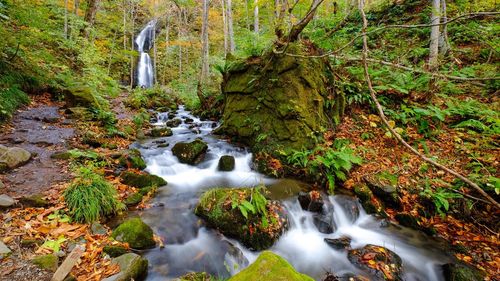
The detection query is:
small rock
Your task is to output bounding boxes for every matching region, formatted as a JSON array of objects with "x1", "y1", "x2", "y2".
[
  {"x1": 0, "y1": 241, "x2": 12, "y2": 258},
  {"x1": 120, "y1": 171, "x2": 167, "y2": 189},
  {"x1": 298, "y1": 191, "x2": 324, "y2": 213},
  {"x1": 166, "y1": 118, "x2": 182, "y2": 127},
  {"x1": 364, "y1": 173, "x2": 401, "y2": 209},
  {"x1": 123, "y1": 193, "x2": 143, "y2": 206},
  {"x1": 149, "y1": 127, "x2": 173, "y2": 138},
  {"x1": 0, "y1": 145, "x2": 32, "y2": 171},
  {"x1": 324, "y1": 236, "x2": 351, "y2": 250},
  {"x1": 55, "y1": 250, "x2": 66, "y2": 258},
  {"x1": 111, "y1": 218, "x2": 156, "y2": 249},
  {"x1": 218, "y1": 155, "x2": 235, "y2": 171},
  {"x1": 102, "y1": 253, "x2": 148, "y2": 281},
  {"x1": 348, "y1": 244, "x2": 402, "y2": 281},
  {"x1": 32, "y1": 254, "x2": 58, "y2": 272},
  {"x1": 158, "y1": 143, "x2": 169, "y2": 148},
  {"x1": 153, "y1": 140, "x2": 167, "y2": 144},
  {"x1": 117, "y1": 149, "x2": 146, "y2": 170},
  {"x1": 313, "y1": 213, "x2": 335, "y2": 234},
  {"x1": 103, "y1": 245, "x2": 129, "y2": 258},
  {"x1": 91, "y1": 222, "x2": 108, "y2": 235},
  {"x1": 50, "y1": 151, "x2": 73, "y2": 160},
  {"x1": 172, "y1": 139, "x2": 208, "y2": 165},
  {"x1": 395, "y1": 213, "x2": 420, "y2": 230},
  {"x1": 19, "y1": 194, "x2": 49, "y2": 207},
  {"x1": 0, "y1": 194, "x2": 15, "y2": 208},
  {"x1": 185, "y1": 117, "x2": 194, "y2": 123}
]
